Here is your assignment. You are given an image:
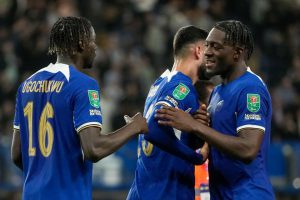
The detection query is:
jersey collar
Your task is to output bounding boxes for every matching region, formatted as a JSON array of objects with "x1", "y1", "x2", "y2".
[{"x1": 29, "y1": 63, "x2": 70, "y2": 81}]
